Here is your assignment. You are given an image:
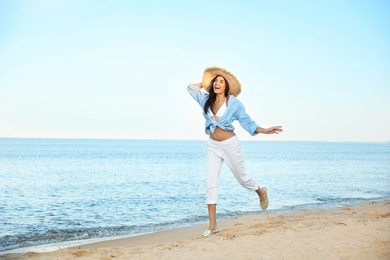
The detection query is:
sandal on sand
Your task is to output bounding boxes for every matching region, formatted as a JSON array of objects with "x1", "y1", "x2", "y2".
[
  {"x1": 260, "y1": 187, "x2": 269, "y2": 210},
  {"x1": 202, "y1": 227, "x2": 219, "y2": 237}
]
